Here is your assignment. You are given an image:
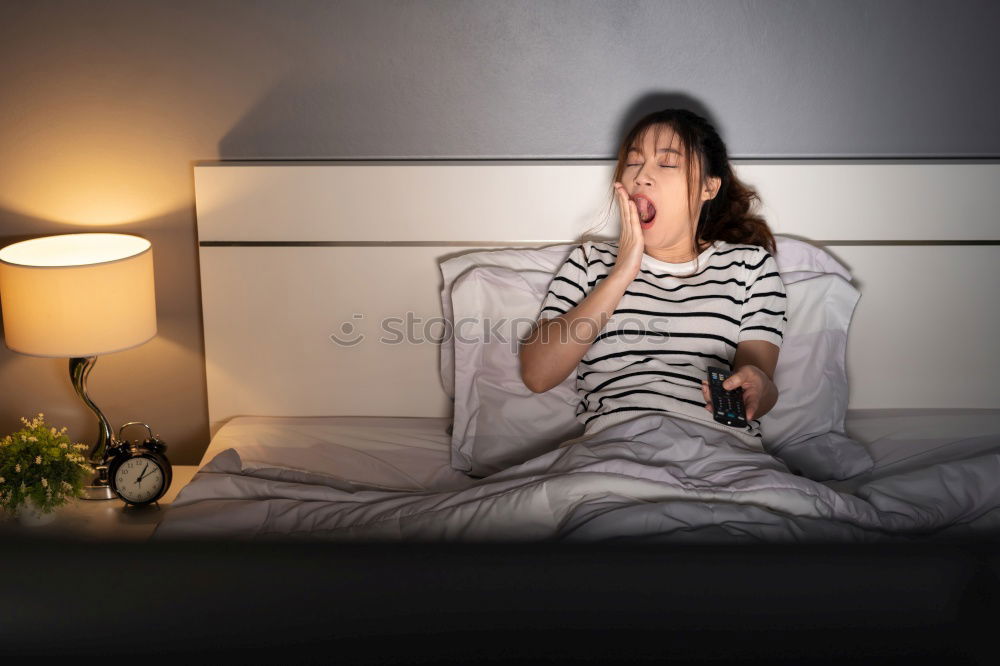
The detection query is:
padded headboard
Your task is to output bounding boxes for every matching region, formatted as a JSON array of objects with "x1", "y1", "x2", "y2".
[{"x1": 194, "y1": 160, "x2": 999, "y2": 437}]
